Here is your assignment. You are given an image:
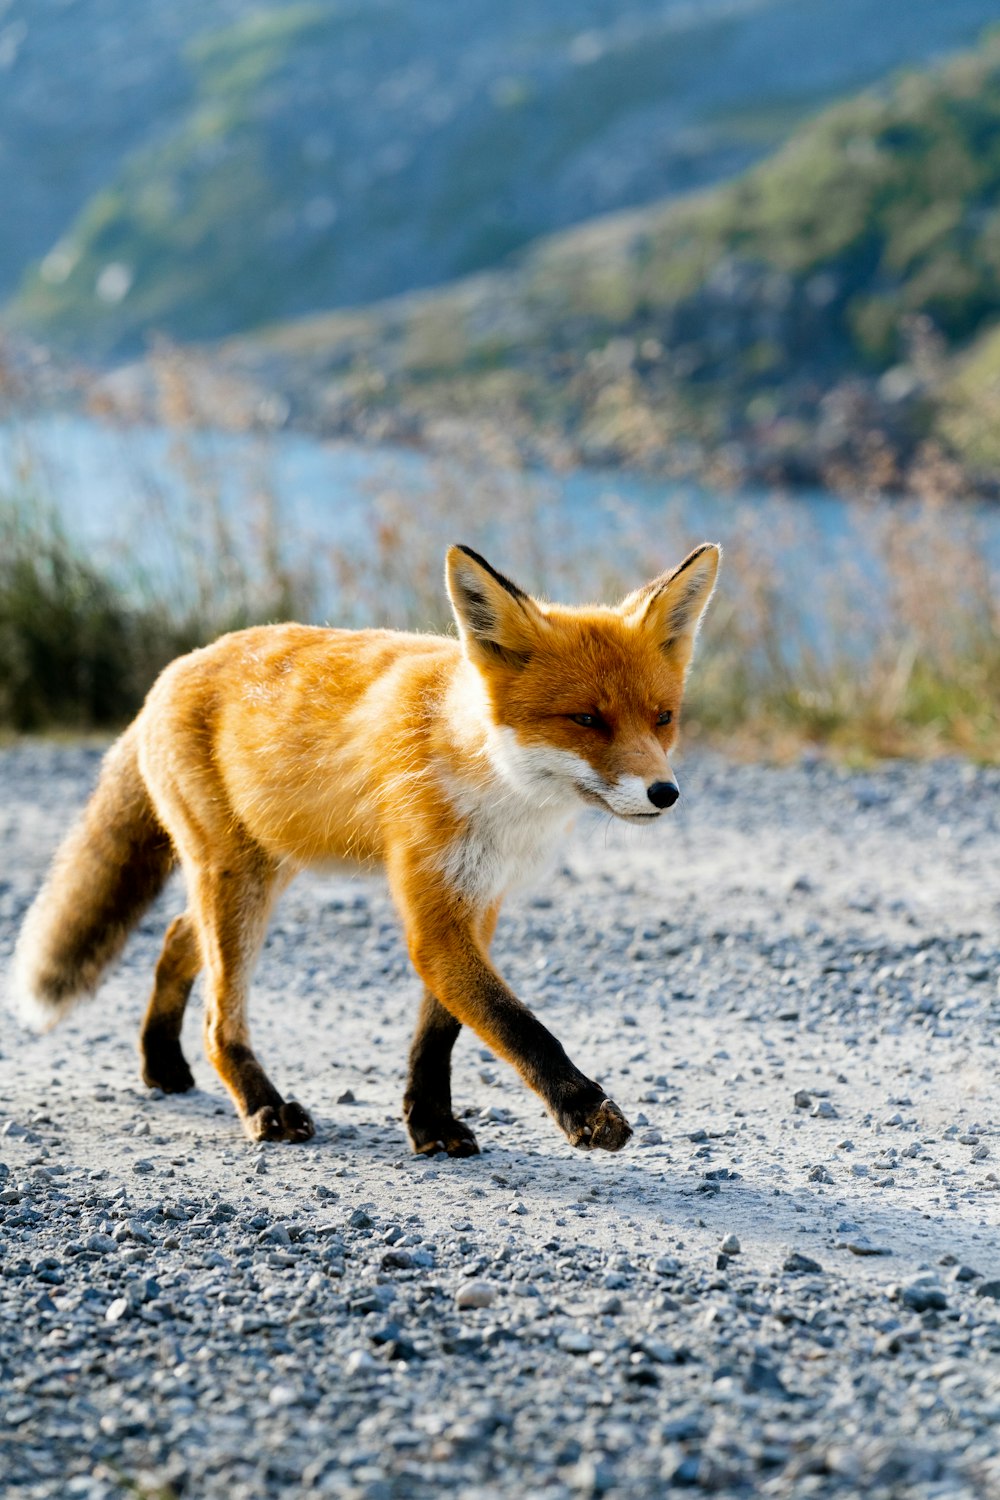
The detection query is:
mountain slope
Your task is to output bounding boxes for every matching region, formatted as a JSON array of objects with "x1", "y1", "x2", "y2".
[
  {"x1": 7, "y1": 0, "x2": 1000, "y2": 357},
  {"x1": 224, "y1": 30, "x2": 1000, "y2": 488}
]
